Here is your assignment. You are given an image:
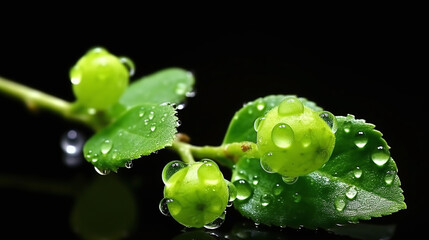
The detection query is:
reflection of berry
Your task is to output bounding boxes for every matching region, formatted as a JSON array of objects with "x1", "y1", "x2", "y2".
[
  {"x1": 256, "y1": 96, "x2": 336, "y2": 178},
  {"x1": 161, "y1": 159, "x2": 229, "y2": 228},
  {"x1": 70, "y1": 47, "x2": 131, "y2": 110}
]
